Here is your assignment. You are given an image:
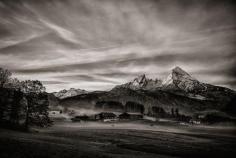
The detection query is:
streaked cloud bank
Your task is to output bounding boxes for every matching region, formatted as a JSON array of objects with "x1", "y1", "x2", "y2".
[{"x1": 0, "y1": 0, "x2": 235, "y2": 92}]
